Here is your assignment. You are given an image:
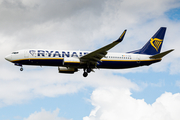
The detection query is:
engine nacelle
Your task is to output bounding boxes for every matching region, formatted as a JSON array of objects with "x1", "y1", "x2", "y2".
[
  {"x1": 63, "y1": 57, "x2": 80, "y2": 67},
  {"x1": 58, "y1": 67, "x2": 78, "y2": 74}
]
